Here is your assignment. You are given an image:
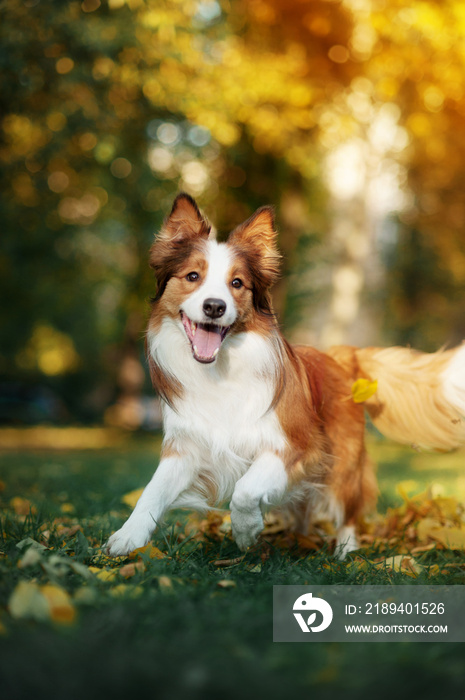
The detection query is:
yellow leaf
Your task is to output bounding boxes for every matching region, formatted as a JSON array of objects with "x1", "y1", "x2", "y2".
[
  {"x1": 376, "y1": 555, "x2": 423, "y2": 575},
  {"x1": 433, "y1": 497, "x2": 461, "y2": 520},
  {"x1": 88, "y1": 566, "x2": 119, "y2": 582},
  {"x1": 121, "y1": 488, "x2": 144, "y2": 508},
  {"x1": 109, "y1": 584, "x2": 144, "y2": 599},
  {"x1": 396, "y1": 480, "x2": 420, "y2": 502},
  {"x1": 73, "y1": 587, "x2": 98, "y2": 605},
  {"x1": 10, "y1": 497, "x2": 36, "y2": 516},
  {"x1": 40, "y1": 584, "x2": 76, "y2": 624},
  {"x1": 351, "y1": 378, "x2": 378, "y2": 403},
  {"x1": 60, "y1": 503, "x2": 75, "y2": 514},
  {"x1": 417, "y1": 517, "x2": 442, "y2": 542},
  {"x1": 96, "y1": 569, "x2": 119, "y2": 582},
  {"x1": 129, "y1": 544, "x2": 166, "y2": 560},
  {"x1": 158, "y1": 576, "x2": 173, "y2": 589},
  {"x1": 430, "y1": 527, "x2": 465, "y2": 550},
  {"x1": 8, "y1": 581, "x2": 50, "y2": 622}
]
